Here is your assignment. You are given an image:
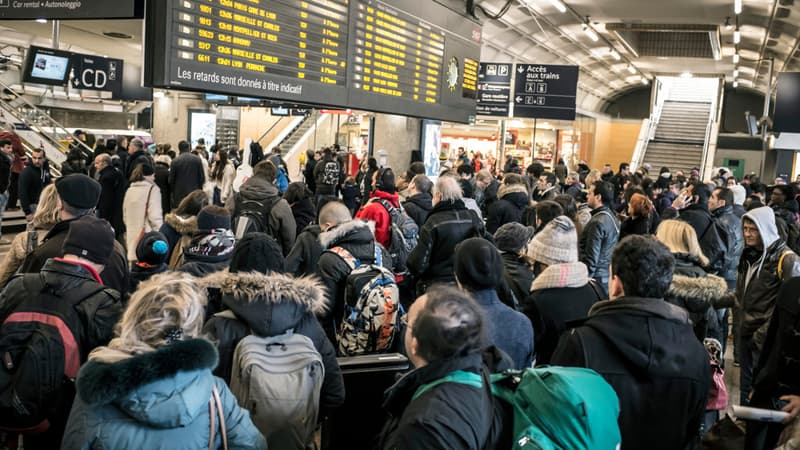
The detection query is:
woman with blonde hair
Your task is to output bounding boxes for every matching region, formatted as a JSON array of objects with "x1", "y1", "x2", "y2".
[
  {"x1": 0, "y1": 184, "x2": 59, "y2": 286},
  {"x1": 61, "y1": 272, "x2": 266, "y2": 450},
  {"x1": 656, "y1": 220, "x2": 731, "y2": 342}
]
